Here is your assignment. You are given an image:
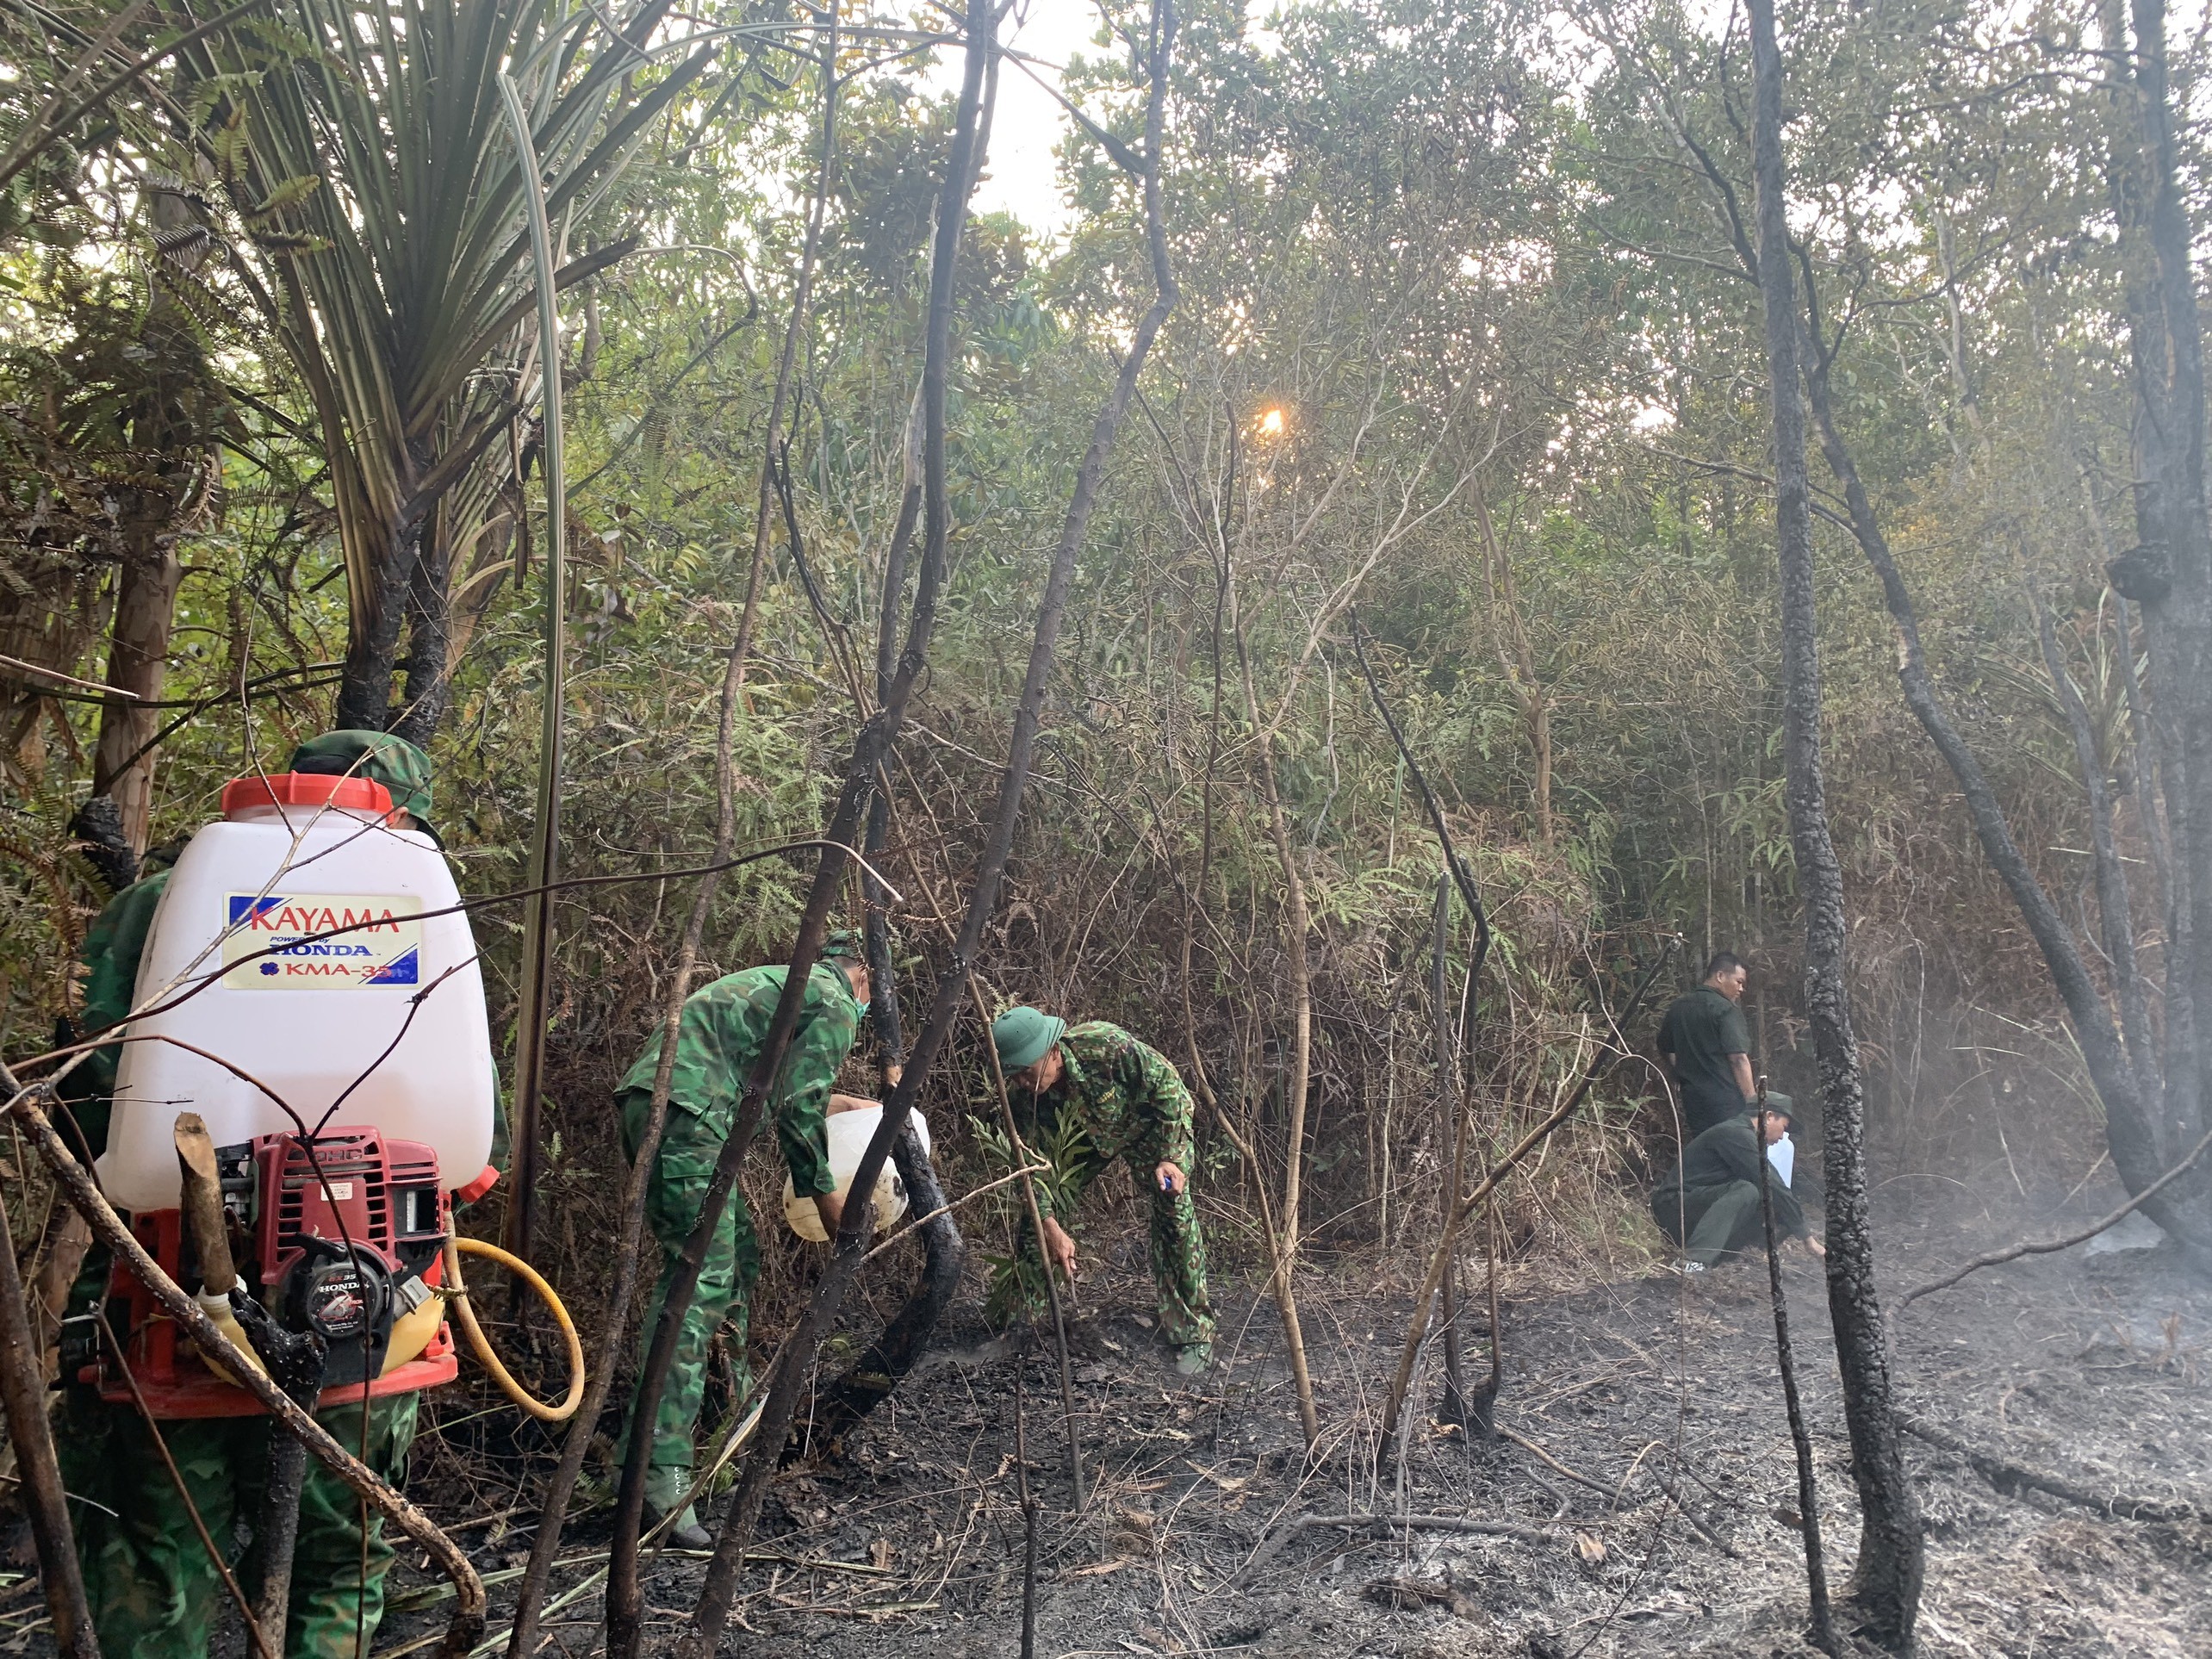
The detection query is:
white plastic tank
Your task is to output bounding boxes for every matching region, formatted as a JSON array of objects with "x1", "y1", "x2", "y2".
[
  {"x1": 97, "y1": 772, "x2": 497, "y2": 1211},
  {"x1": 783, "y1": 1104, "x2": 931, "y2": 1243}
]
